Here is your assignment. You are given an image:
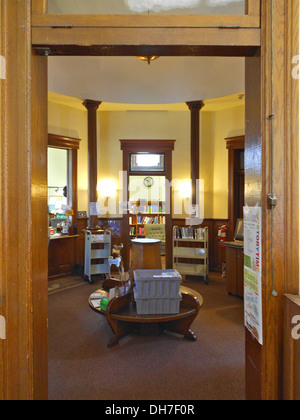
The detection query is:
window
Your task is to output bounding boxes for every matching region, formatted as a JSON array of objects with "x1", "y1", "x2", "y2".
[
  {"x1": 48, "y1": 133, "x2": 80, "y2": 223},
  {"x1": 47, "y1": 147, "x2": 69, "y2": 214},
  {"x1": 130, "y1": 153, "x2": 165, "y2": 172},
  {"x1": 47, "y1": 0, "x2": 247, "y2": 15}
]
